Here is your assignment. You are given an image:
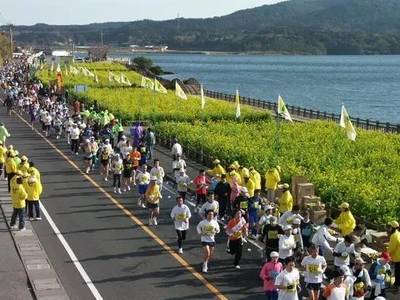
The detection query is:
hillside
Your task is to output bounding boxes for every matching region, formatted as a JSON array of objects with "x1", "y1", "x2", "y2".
[{"x1": 5, "y1": 0, "x2": 400, "y2": 54}]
